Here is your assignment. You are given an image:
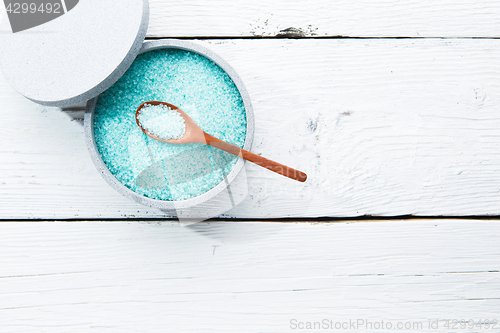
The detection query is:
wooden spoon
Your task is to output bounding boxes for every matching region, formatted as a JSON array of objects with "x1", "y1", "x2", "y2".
[{"x1": 135, "y1": 101, "x2": 307, "y2": 182}]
